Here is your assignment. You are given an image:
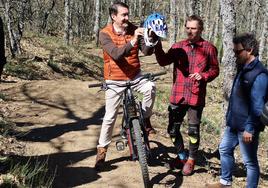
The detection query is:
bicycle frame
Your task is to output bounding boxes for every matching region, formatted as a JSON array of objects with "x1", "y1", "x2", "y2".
[
  {"x1": 120, "y1": 82, "x2": 151, "y2": 187},
  {"x1": 121, "y1": 82, "x2": 149, "y2": 161},
  {"x1": 89, "y1": 71, "x2": 166, "y2": 188}
]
